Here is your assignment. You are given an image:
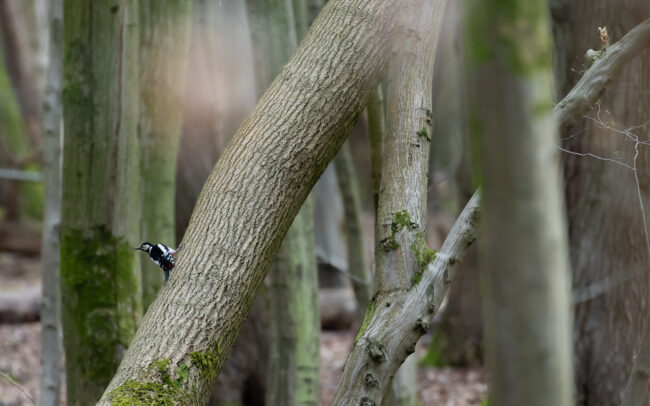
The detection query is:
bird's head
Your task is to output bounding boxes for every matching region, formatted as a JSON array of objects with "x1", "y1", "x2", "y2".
[{"x1": 135, "y1": 242, "x2": 154, "y2": 253}]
